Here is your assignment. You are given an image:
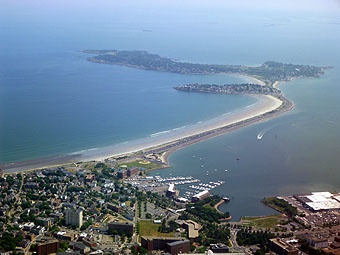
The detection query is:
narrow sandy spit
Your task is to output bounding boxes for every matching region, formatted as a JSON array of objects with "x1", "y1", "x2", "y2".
[{"x1": 1, "y1": 79, "x2": 293, "y2": 173}]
